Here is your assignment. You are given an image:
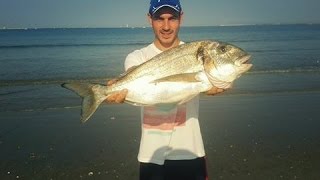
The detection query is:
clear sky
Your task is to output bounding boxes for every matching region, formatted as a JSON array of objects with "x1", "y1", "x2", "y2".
[{"x1": 0, "y1": 0, "x2": 319, "y2": 28}]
